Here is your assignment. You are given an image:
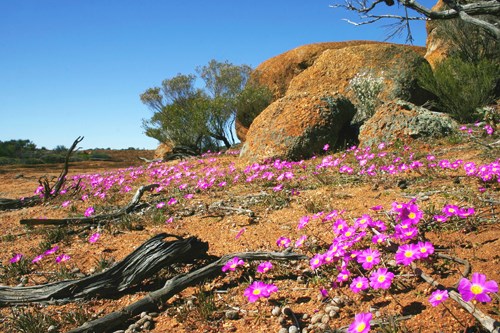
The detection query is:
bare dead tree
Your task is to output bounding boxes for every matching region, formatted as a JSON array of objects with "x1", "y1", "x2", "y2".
[
  {"x1": 0, "y1": 137, "x2": 84, "y2": 211},
  {"x1": 330, "y1": 0, "x2": 500, "y2": 42},
  {"x1": 38, "y1": 136, "x2": 84, "y2": 200}
]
